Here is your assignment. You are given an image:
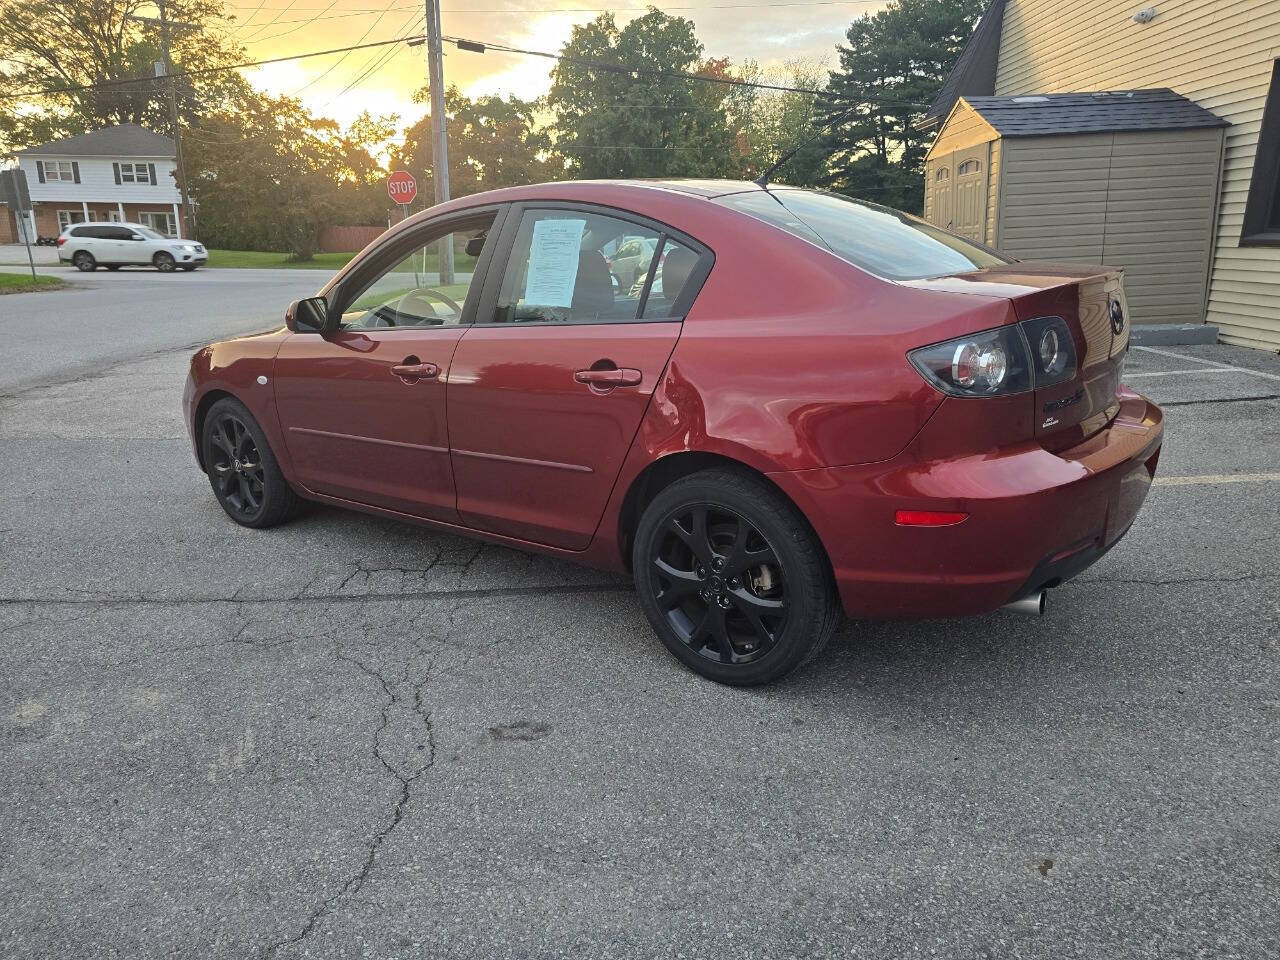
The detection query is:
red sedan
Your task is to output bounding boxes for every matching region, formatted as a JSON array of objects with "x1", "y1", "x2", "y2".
[{"x1": 184, "y1": 180, "x2": 1163, "y2": 685}]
